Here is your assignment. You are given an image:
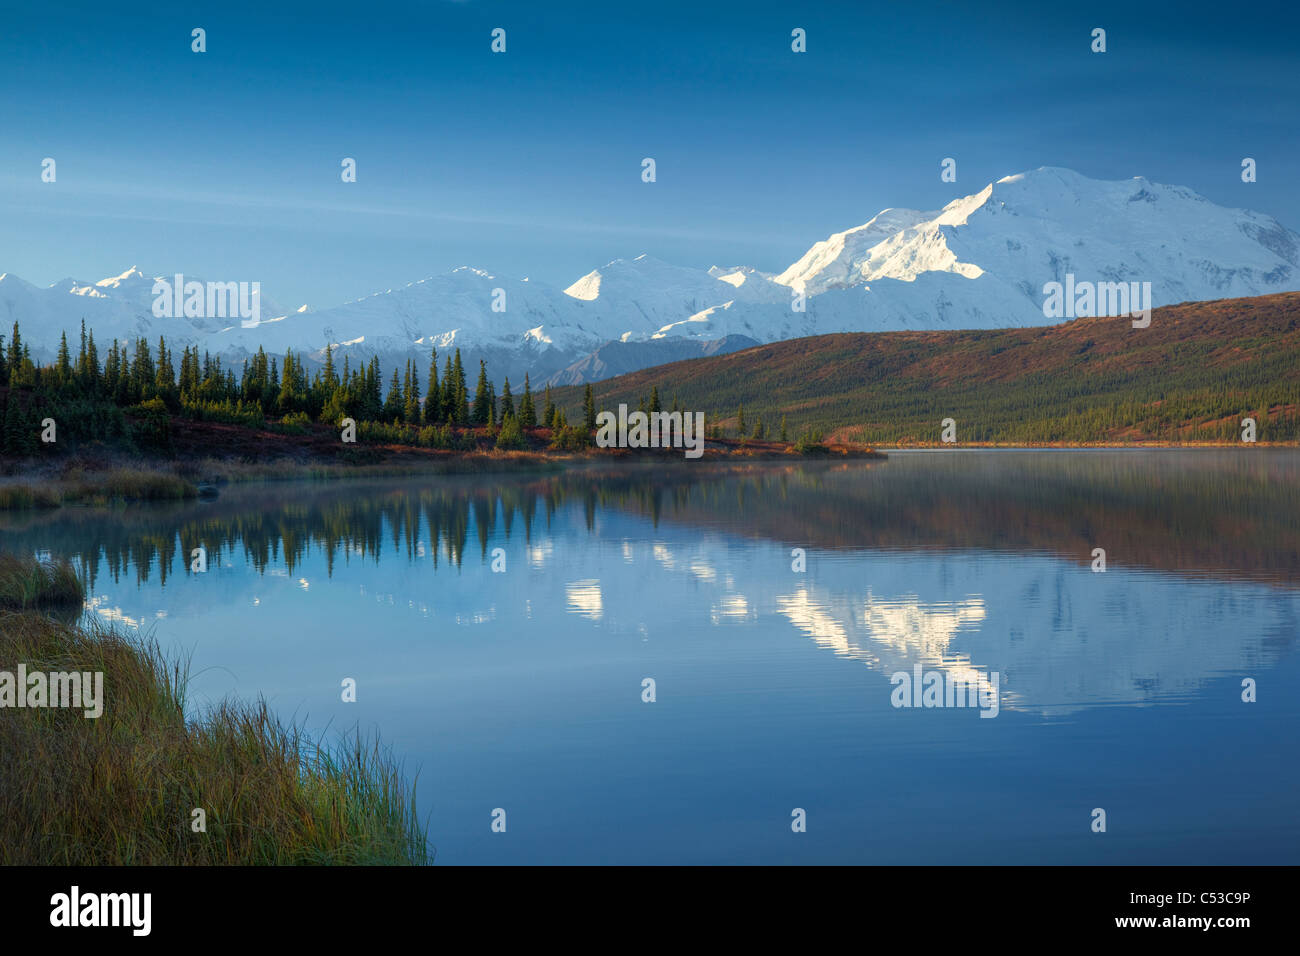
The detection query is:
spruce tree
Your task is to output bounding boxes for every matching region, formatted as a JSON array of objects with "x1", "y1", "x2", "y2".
[
  {"x1": 500, "y1": 376, "x2": 515, "y2": 420},
  {"x1": 425, "y1": 348, "x2": 440, "y2": 423},
  {"x1": 384, "y1": 367, "x2": 403, "y2": 422},
  {"x1": 75, "y1": 320, "x2": 88, "y2": 388},
  {"x1": 519, "y1": 374, "x2": 536, "y2": 427},
  {"x1": 56, "y1": 332, "x2": 72, "y2": 385},
  {"x1": 441, "y1": 354, "x2": 455, "y2": 423},
  {"x1": 370, "y1": 356, "x2": 383, "y2": 418},
  {"x1": 278, "y1": 352, "x2": 297, "y2": 413},
  {"x1": 410, "y1": 364, "x2": 420, "y2": 423},
  {"x1": 161, "y1": 339, "x2": 178, "y2": 388},
  {"x1": 131, "y1": 338, "x2": 155, "y2": 402},
  {"x1": 584, "y1": 384, "x2": 596, "y2": 430},
  {"x1": 543, "y1": 384, "x2": 556, "y2": 429},
  {"x1": 404, "y1": 360, "x2": 420, "y2": 423},
  {"x1": 85, "y1": 330, "x2": 99, "y2": 394},
  {"x1": 6, "y1": 322, "x2": 22, "y2": 378},
  {"x1": 472, "y1": 360, "x2": 490, "y2": 425},
  {"x1": 322, "y1": 345, "x2": 338, "y2": 390},
  {"x1": 17, "y1": 346, "x2": 34, "y2": 389},
  {"x1": 453, "y1": 350, "x2": 470, "y2": 423},
  {"x1": 106, "y1": 342, "x2": 124, "y2": 403}
]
